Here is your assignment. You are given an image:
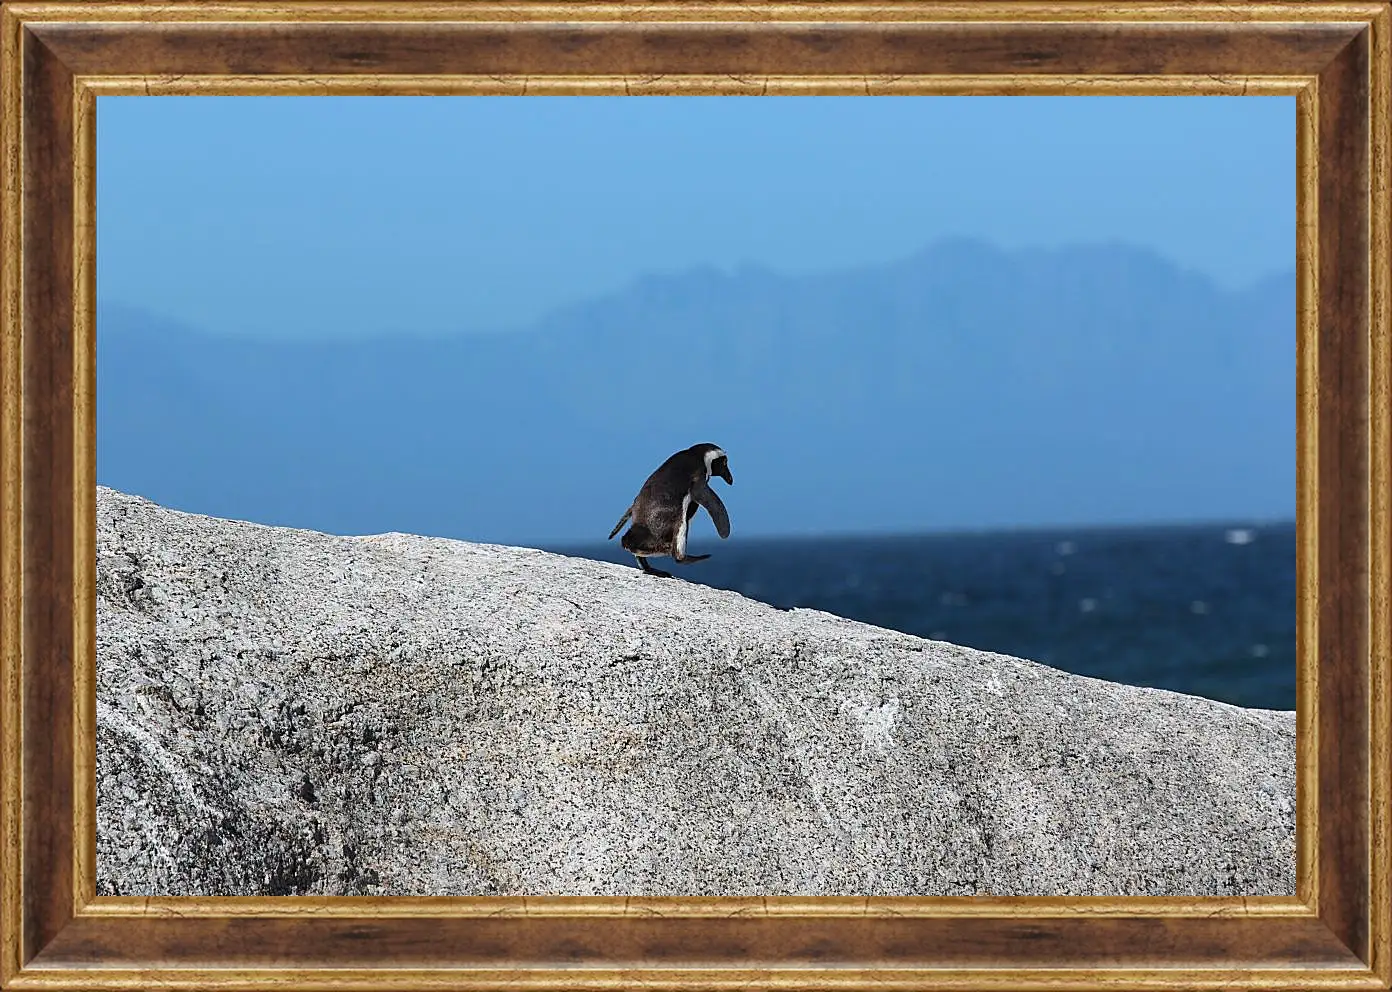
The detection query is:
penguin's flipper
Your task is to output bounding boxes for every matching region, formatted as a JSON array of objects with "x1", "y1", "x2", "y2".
[
  {"x1": 692, "y1": 479, "x2": 731, "y2": 539},
  {"x1": 607, "y1": 506, "x2": 633, "y2": 540}
]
